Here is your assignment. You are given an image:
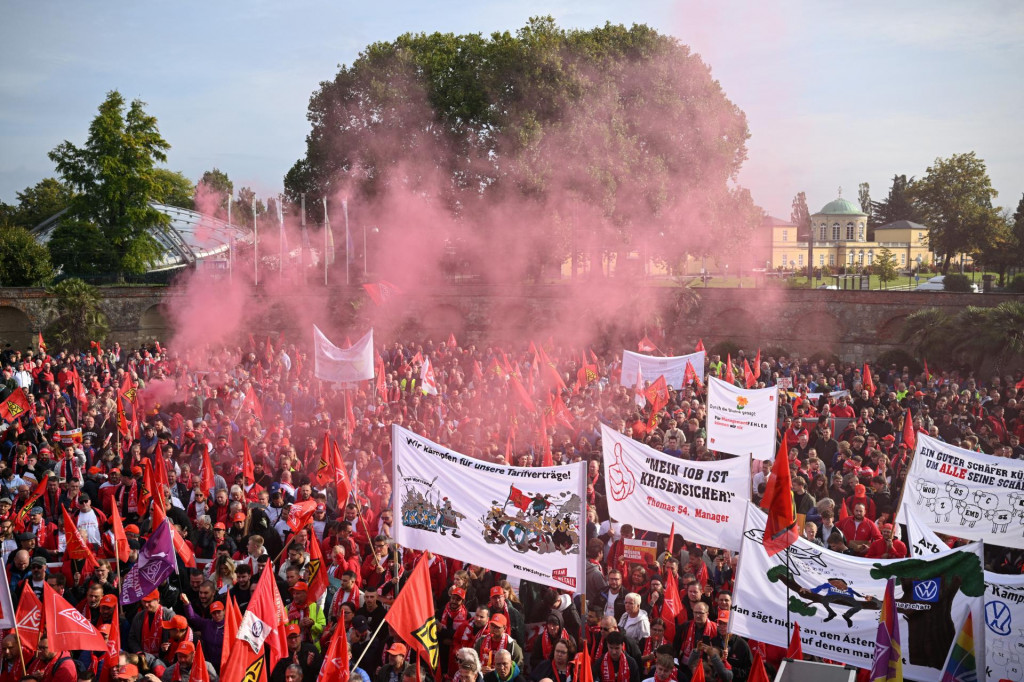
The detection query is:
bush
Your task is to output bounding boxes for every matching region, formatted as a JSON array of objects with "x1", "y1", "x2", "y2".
[
  {"x1": 942, "y1": 273, "x2": 973, "y2": 292},
  {"x1": 1006, "y1": 275, "x2": 1024, "y2": 293}
]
